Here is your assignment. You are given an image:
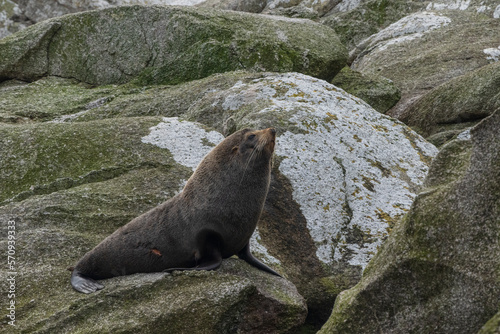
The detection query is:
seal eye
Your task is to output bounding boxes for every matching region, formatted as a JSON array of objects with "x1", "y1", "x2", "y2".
[{"x1": 248, "y1": 134, "x2": 256, "y2": 140}]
